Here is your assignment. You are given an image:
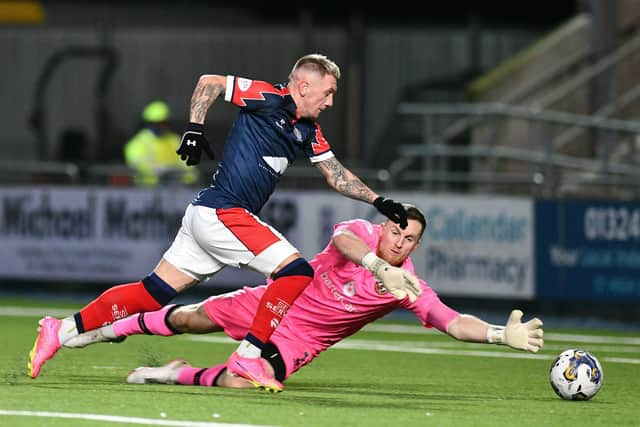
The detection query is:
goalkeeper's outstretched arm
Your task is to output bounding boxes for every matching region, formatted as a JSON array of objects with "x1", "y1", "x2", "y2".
[{"x1": 446, "y1": 310, "x2": 544, "y2": 353}]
